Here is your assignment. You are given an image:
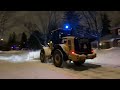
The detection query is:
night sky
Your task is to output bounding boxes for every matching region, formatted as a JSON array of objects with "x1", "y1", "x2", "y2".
[{"x1": 1, "y1": 11, "x2": 120, "y2": 42}]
